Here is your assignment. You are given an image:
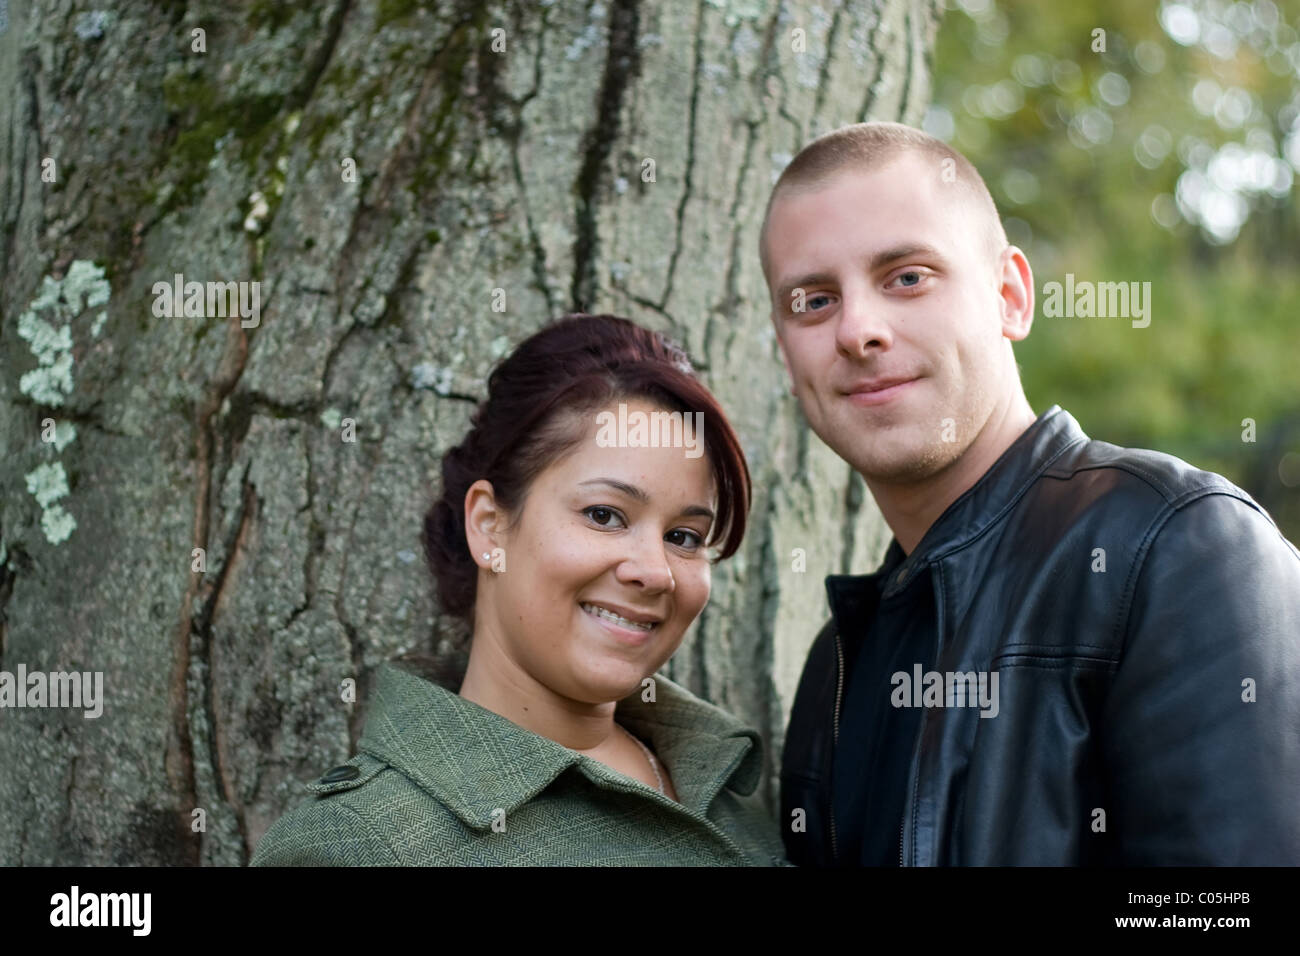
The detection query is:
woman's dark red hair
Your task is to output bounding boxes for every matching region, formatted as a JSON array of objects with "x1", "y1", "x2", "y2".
[{"x1": 421, "y1": 314, "x2": 751, "y2": 622}]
